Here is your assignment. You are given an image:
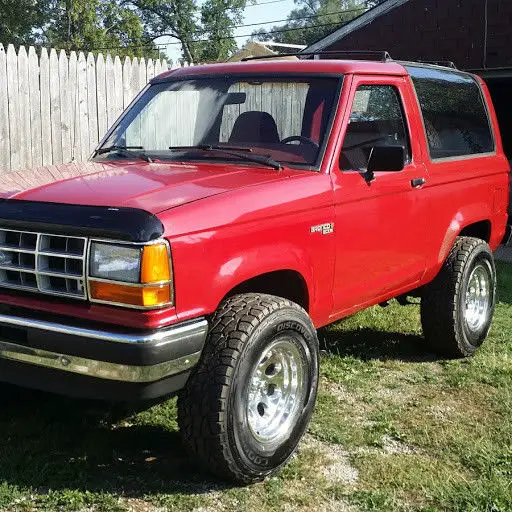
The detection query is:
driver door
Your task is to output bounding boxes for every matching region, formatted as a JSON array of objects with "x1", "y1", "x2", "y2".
[{"x1": 330, "y1": 75, "x2": 430, "y2": 316}]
